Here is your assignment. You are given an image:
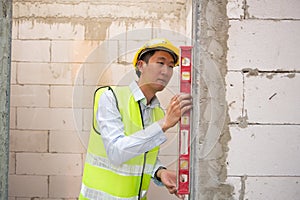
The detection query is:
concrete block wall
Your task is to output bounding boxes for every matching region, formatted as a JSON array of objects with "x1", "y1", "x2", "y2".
[
  {"x1": 9, "y1": 0, "x2": 300, "y2": 199},
  {"x1": 226, "y1": 0, "x2": 300, "y2": 199},
  {"x1": 9, "y1": 0, "x2": 191, "y2": 199}
]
